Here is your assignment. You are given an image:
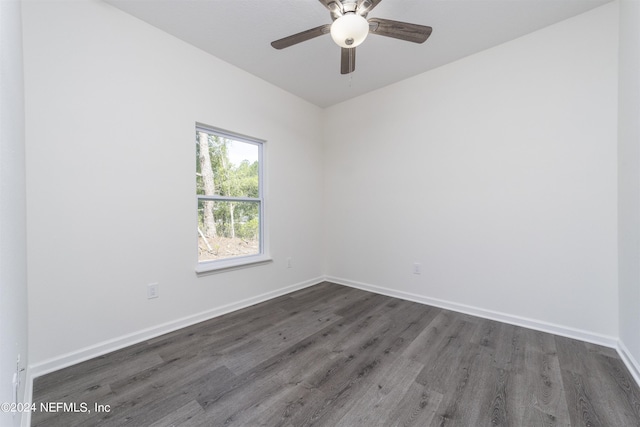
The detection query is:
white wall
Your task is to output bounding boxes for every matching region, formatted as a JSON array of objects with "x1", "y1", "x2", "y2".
[
  {"x1": 324, "y1": 3, "x2": 619, "y2": 341},
  {"x1": 22, "y1": 0, "x2": 324, "y2": 370},
  {"x1": 0, "y1": 0, "x2": 28, "y2": 425},
  {"x1": 618, "y1": 0, "x2": 640, "y2": 380}
]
